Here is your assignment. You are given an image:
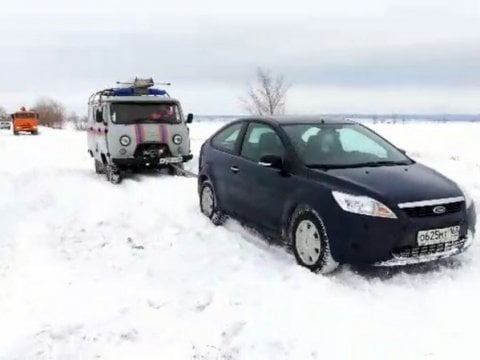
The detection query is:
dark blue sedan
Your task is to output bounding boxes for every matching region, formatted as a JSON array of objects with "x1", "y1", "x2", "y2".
[{"x1": 198, "y1": 116, "x2": 476, "y2": 273}]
